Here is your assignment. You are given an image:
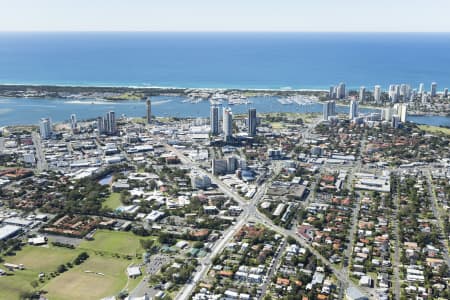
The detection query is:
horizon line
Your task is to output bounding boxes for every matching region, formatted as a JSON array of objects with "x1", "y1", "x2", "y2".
[{"x1": 1, "y1": 30, "x2": 450, "y2": 34}]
